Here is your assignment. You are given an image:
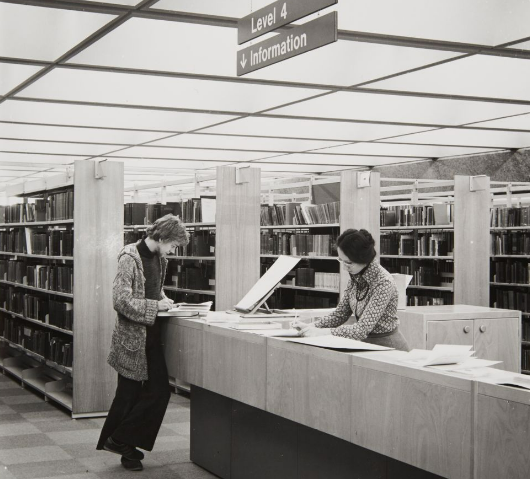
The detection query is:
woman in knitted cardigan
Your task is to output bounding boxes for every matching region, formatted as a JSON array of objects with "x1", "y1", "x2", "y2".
[{"x1": 97, "y1": 214, "x2": 189, "y2": 471}]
